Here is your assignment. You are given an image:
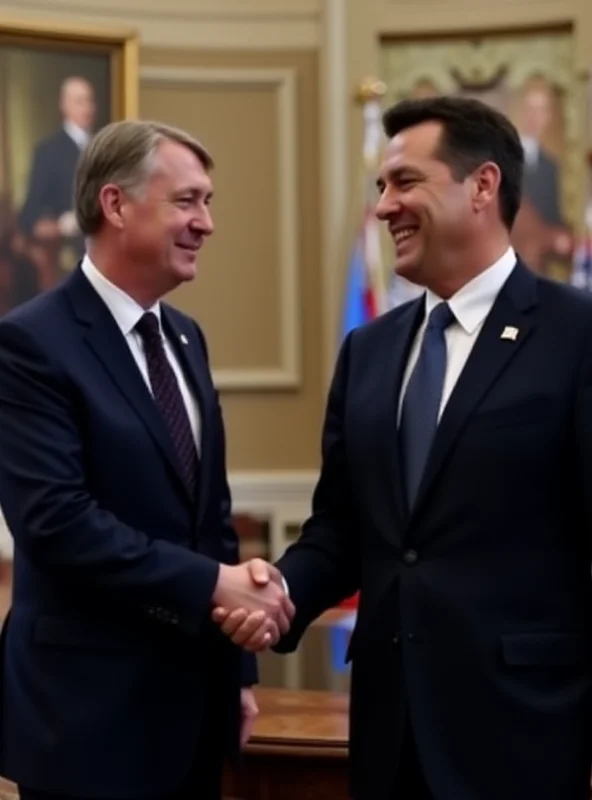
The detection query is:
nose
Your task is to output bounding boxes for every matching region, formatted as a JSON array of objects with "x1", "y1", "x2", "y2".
[
  {"x1": 192, "y1": 206, "x2": 214, "y2": 236},
  {"x1": 375, "y1": 190, "x2": 401, "y2": 221}
]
